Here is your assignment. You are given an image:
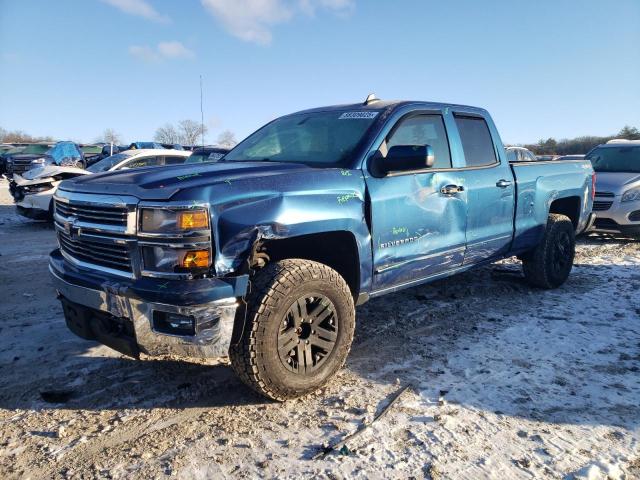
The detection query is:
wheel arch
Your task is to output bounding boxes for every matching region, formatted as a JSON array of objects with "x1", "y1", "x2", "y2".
[
  {"x1": 549, "y1": 196, "x2": 581, "y2": 230},
  {"x1": 253, "y1": 231, "x2": 362, "y2": 301}
]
